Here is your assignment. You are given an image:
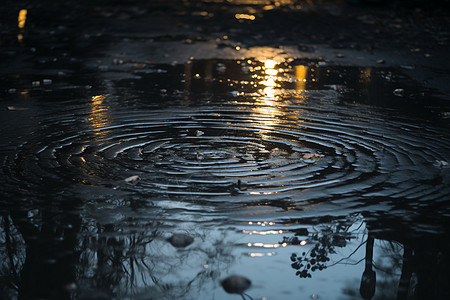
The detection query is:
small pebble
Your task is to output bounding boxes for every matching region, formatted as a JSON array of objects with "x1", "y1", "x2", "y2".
[
  {"x1": 65, "y1": 282, "x2": 77, "y2": 291},
  {"x1": 434, "y1": 160, "x2": 449, "y2": 168},
  {"x1": 393, "y1": 88, "x2": 404, "y2": 97},
  {"x1": 303, "y1": 153, "x2": 321, "y2": 161},
  {"x1": 221, "y1": 275, "x2": 251, "y2": 294},
  {"x1": 7, "y1": 106, "x2": 29, "y2": 111},
  {"x1": 167, "y1": 233, "x2": 194, "y2": 248},
  {"x1": 400, "y1": 65, "x2": 415, "y2": 70},
  {"x1": 124, "y1": 175, "x2": 140, "y2": 183}
]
